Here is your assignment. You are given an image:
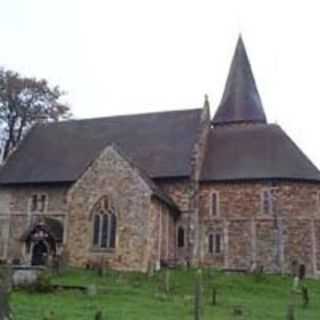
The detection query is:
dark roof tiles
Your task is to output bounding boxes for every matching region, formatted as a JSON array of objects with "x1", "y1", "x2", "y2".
[
  {"x1": 201, "y1": 124, "x2": 320, "y2": 182},
  {"x1": 0, "y1": 109, "x2": 202, "y2": 184},
  {"x1": 212, "y1": 36, "x2": 267, "y2": 125}
]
